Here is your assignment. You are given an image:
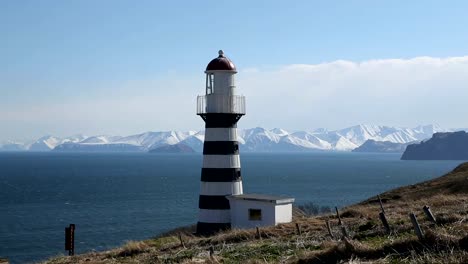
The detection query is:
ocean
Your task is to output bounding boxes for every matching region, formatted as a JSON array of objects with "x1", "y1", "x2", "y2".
[{"x1": 0, "y1": 152, "x2": 461, "y2": 263}]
